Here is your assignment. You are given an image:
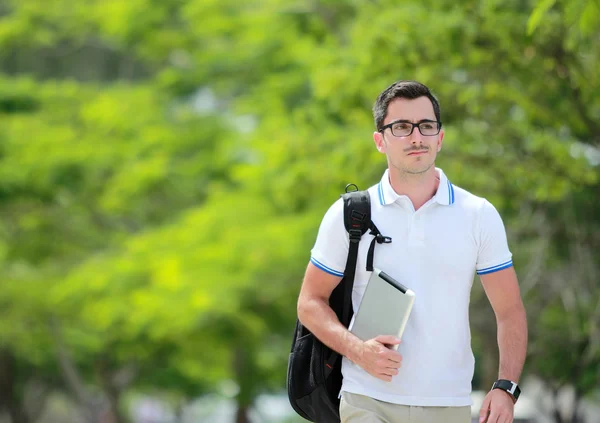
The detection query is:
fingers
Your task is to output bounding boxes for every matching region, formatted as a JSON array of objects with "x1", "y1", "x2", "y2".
[
  {"x1": 372, "y1": 355, "x2": 401, "y2": 374},
  {"x1": 374, "y1": 335, "x2": 401, "y2": 346},
  {"x1": 365, "y1": 357, "x2": 401, "y2": 381},
  {"x1": 380, "y1": 348, "x2": 402, "y2": 364},
  {"x1": 479, "y1": 397, "x2": 491, "y2": 423},
  {"x1": 381, "y1": 365, "x2": 399, "y2": 375},
  {"x1": 483, "y1": 391, "x2": 514, "y2": 423},
  {"x1": 379, "y1": 369, "x2": 397, "y2": 378},
  {"x1": 484, "y1": 409, "x2": 500, "y2": 423},
  {"x1": 385, "y1": 357, "x2": 402, "y2": 368},
  {"x1": 375, "y1": 374, "x2": 392, "y2": 382},
  {"x1": 374, "y1": 368, "x2": 395, "y2": 381},
  {"x1": 365, "y1": 337, "x2": 402, "y2": 364},
  {"x1": 372, "y1": 340, "x2": 402, "y2": 363},
  {"x1": 373, "y1": 358, "x2": 402, "y2": 381},
  {"x1": 495, "y1": 408, "x2": 514, "y2": 423},
  {"x1": 482, "y1": 404, "x2": 512, "y2": 423},
  {"x1": 361, "y1": 337, "x2": 404, "y2": 382},
  {"x1": 371, "y1": 366, "x2": 401, "y2": 381},
  {"x1": 478, "y1": 410, "x2": 489, "y2": 423}
]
